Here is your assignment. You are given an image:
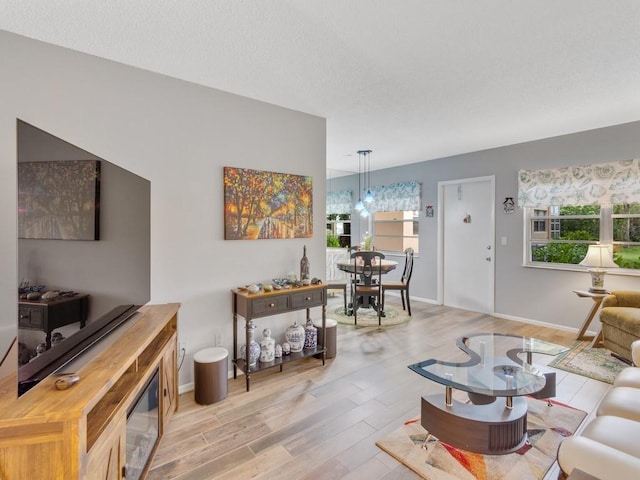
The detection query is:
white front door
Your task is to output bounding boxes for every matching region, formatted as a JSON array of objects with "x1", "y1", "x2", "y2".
[{"x1": 439, "y1": 176, "x2": 495, "y2": 314}]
